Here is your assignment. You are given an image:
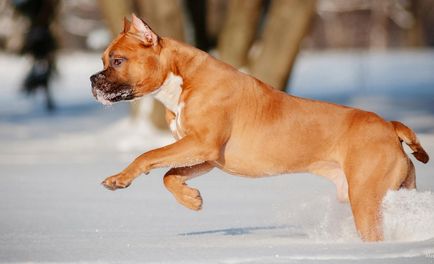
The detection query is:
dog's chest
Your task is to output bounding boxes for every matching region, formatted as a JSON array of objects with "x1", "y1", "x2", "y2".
[{"x1": 152, "y1": 73, "x2": 185, "y2": 138}]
